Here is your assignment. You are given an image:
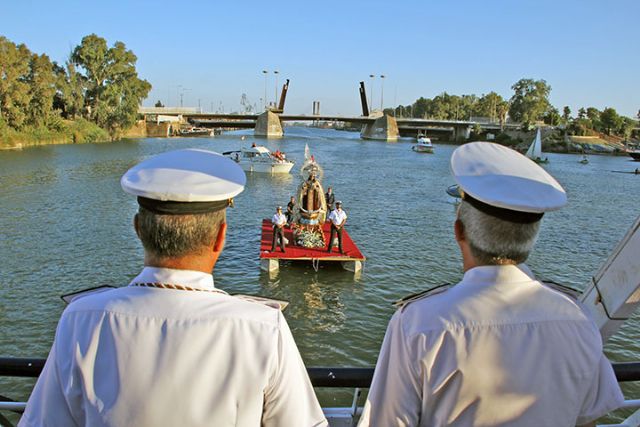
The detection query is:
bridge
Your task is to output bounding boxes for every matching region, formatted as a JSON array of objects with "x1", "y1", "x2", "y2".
[{"x1": 139, "y1": 81, "x2": 515, "y2": 141}]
